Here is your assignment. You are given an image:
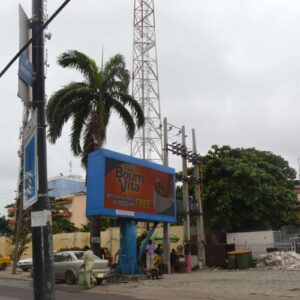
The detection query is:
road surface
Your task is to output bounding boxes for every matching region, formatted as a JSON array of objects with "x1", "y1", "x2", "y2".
[{"x1": 0, "y1": 278, "x2": 135, "y2": 300}]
